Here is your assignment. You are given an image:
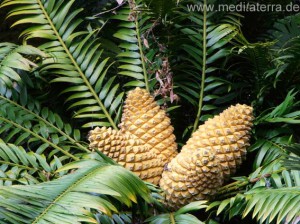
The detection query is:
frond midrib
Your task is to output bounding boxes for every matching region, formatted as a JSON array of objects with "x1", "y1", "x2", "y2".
[
  {"x1": 0, "y1": 96, "x2": 89, "y2": 153},
  {"x1": 36, "y1": 0, "x2": 117, "y2": 129},
  {"x1": 135, "y1": 13, "x2": 149, "y2": 91},
  {"x1": 193, "y1": 0, "x2": 207, "y2": 132},
  {"x1": 31, "y1": 164, "x2": 108, "y2": 223},
  {"x1": 0, "y1": 160, "x2": 37, "y2": 171},
  {"x1": 0, "y1": 117, "x2": 78, "y2": 161}
]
